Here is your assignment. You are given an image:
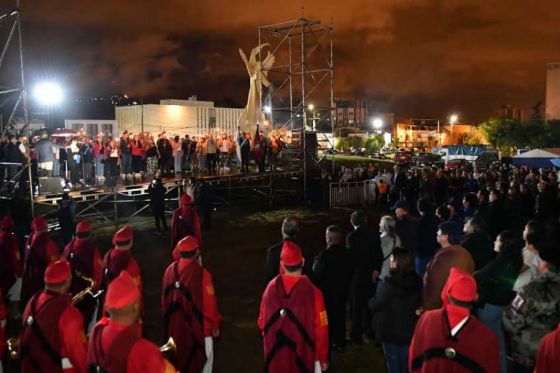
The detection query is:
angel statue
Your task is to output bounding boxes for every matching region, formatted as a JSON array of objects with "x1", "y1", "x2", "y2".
[{"x1": 238, "y1": 44, "x2": 275, "y2": 134}]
